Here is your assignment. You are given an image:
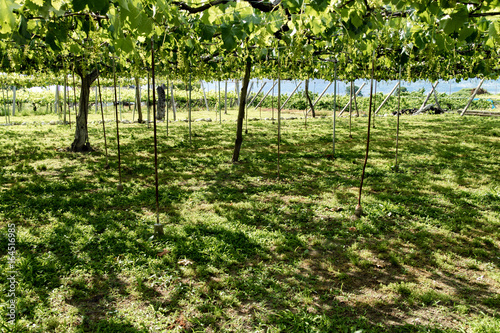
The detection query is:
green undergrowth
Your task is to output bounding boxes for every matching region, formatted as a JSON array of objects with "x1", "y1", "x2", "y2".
[{"x1": 0, "y1": 112, "x2": 499, "y2": 332}]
